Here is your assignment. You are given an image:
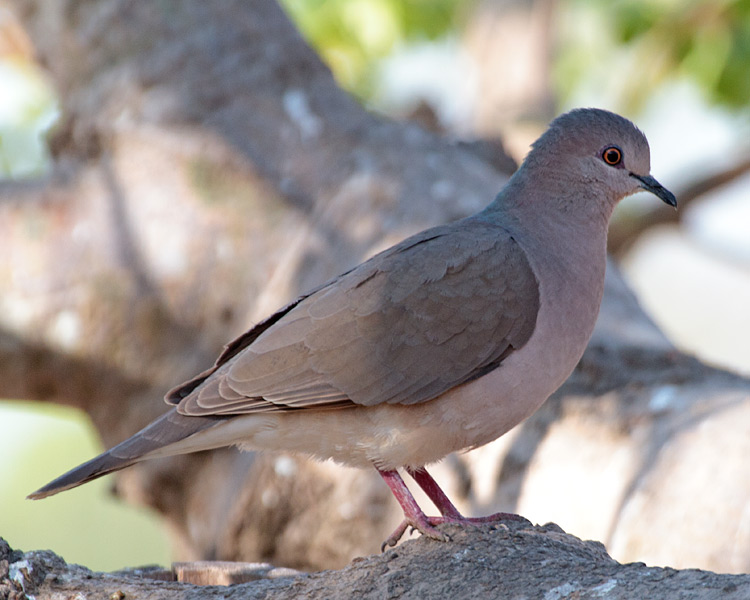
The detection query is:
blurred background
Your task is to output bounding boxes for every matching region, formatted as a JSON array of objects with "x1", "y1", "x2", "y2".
[{"x1": 1, "y1": 0, "x2": 749, "y2": 571}]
